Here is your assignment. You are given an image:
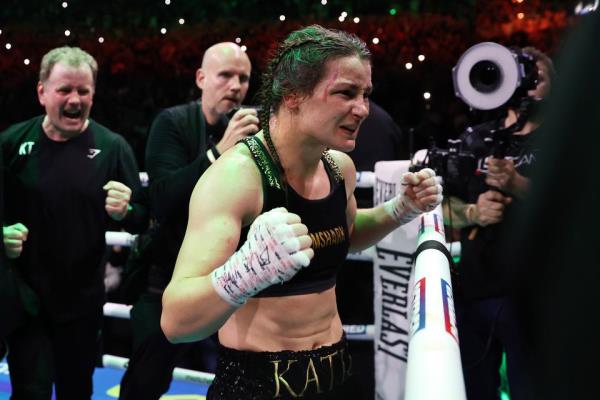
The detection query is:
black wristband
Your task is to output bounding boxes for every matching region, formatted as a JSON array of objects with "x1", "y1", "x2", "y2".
[{"x1": 211, "y1": 145, "x2": 221, "y2": 159}]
